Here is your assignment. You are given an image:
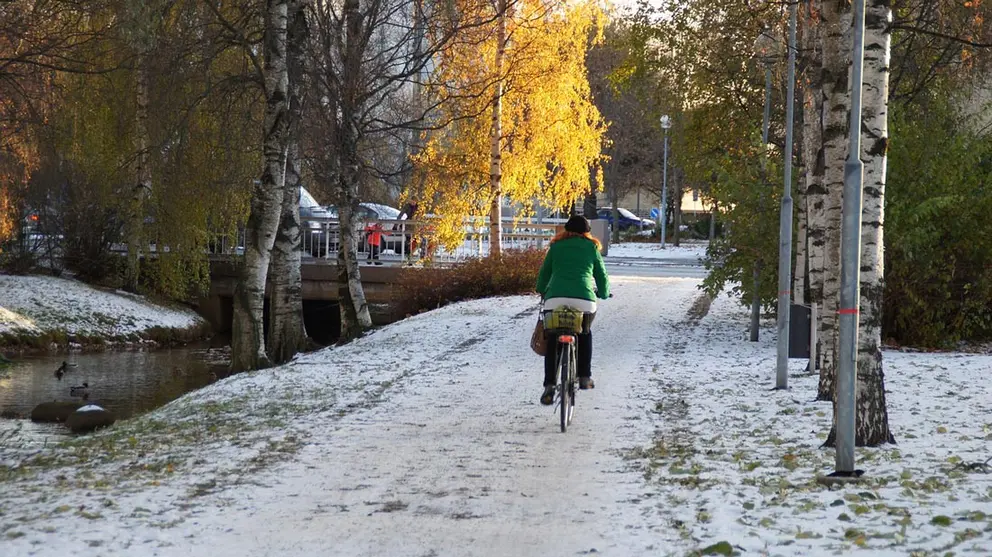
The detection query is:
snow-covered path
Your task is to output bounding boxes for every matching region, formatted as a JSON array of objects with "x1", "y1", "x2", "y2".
[{"x1": 184, "y1": 275, "x2": 700, "y2": 556}]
